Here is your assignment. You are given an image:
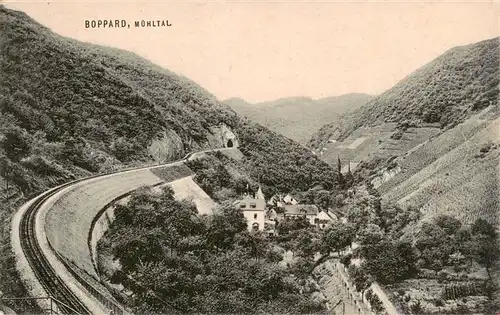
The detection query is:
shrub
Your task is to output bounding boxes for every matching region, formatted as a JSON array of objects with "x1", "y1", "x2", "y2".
[{"x1": 410, "y1": 300, "x2": 423, "y2": 314}]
